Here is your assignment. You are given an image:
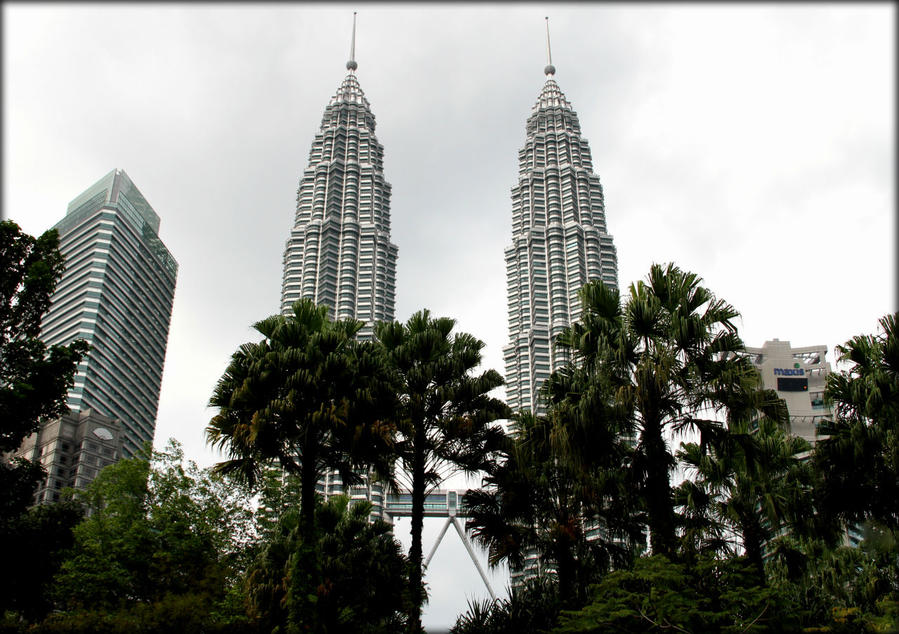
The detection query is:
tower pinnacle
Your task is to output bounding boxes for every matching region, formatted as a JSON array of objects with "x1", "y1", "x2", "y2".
[
  {"x1": 346, "y1": 12, "x2": 358, "y2": 71},
  {"x1": 544, "y1": 16, "x2": 556, "y2": 76}
]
